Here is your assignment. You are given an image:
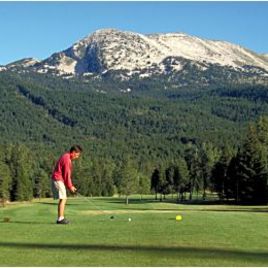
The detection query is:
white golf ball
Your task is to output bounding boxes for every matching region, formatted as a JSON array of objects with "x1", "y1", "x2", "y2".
[{"x1": 128, "y1": 217, "x2": 132, "y2": 222}]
